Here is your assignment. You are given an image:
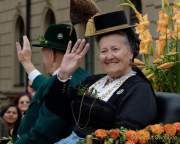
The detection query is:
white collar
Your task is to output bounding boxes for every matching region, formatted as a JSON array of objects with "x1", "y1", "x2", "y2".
[
  {"x1": 89, "y1": 70, "x2": 136, "y2": 101},
  {"x1": 52, "y1": 68, "x2": 60, "y2": 76}
]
